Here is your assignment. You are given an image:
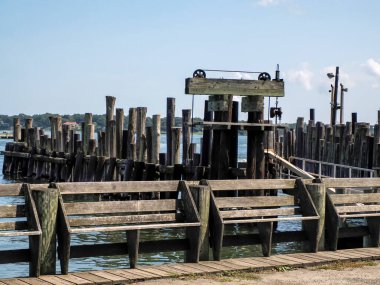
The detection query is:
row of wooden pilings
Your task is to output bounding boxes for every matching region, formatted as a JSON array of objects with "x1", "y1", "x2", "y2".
[
  {"x1": 3, "y1": 95, "x2": 272, "y2": 182},
  {"x1": 274, "y1": 109, "x2": 380, "y2": 177}
]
